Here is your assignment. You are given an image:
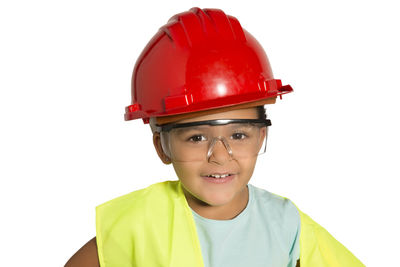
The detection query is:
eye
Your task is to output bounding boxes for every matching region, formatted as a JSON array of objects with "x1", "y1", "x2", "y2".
[
  {"x1": 188, "y1": 135, "x2": 206, "y2": 142},
  {"x1": 231, "y1": 133, "x2": 247, "y2": 140}
]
